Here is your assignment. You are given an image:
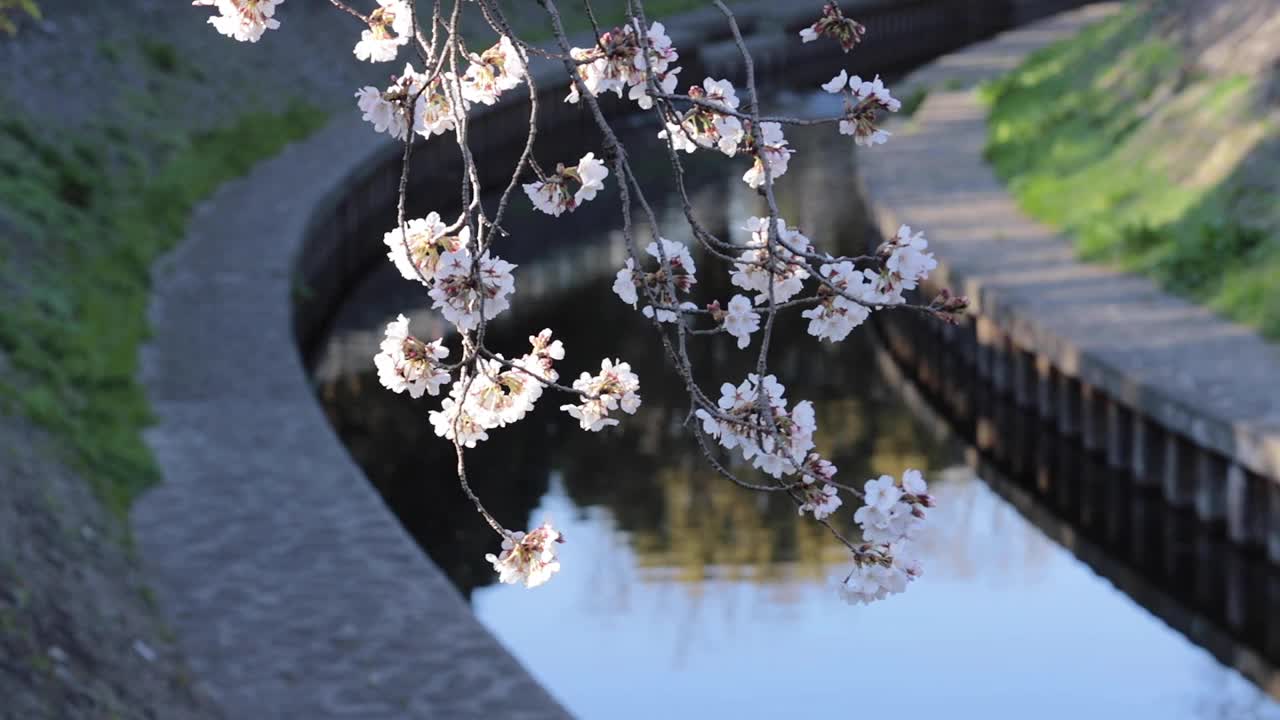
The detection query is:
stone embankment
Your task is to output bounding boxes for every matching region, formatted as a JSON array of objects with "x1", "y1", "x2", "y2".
[
  {"x1": 132, "y1": 1, "x2": 1095, "y2": 717},
  {"x1": 861, "y1": 3, "x2": 1280, "y2": 565}
]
